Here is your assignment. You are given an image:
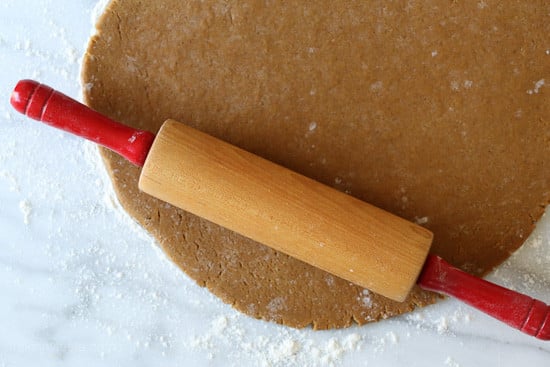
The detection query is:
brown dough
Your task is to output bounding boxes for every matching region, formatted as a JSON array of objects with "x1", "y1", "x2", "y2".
[{"x1": 82, "y1": 0, "x2": 550, "y2": 329}]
